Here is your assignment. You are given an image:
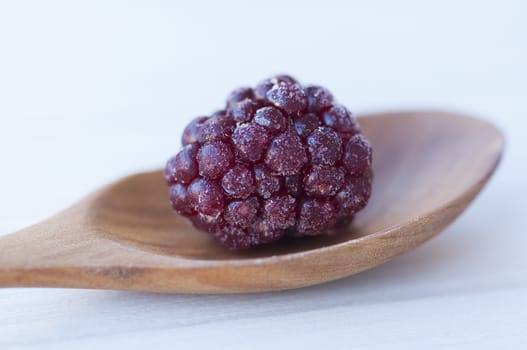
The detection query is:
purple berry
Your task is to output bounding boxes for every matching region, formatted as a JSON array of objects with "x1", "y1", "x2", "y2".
[
  {"x1": 164, "y1": 156, "x2": 178, "y2": 185},
  {"x1": 226, "y1": 87, "x2": 254, "y2": 106},
  {"x1": 224, "y1": 197, "x2": 259, "y2": 228},
  {"x1": 254, "y1": 164, "x2": 281, "y2": 199},
  {"x1": 169, "y1": 183, "x2": 195, "y2": 215},
  {"x1": 197, "y1": 141, "x2": 234, "y2": 180},
  {"x1": 171, "y1": 144, "x2": 199, "y2": 184},
  {"x1": 294, "y1": 113, "x2": 320, "y2": 139},
  {"x1": 232, "y1": 123, "x2": 270, "y2": 162},
  {"x1": 265, "y1": 131, "x2": 307, "y2": 176},
  {"x1": 251, "y1": 217, "x2": 284, "y2": 244},
  {"x1": 253, "y1": 106, "x2": 287, "y2": 134},
  {"x1": 227, "y1": 98, "x2": 260, "y2": 123},
  {"x1": 296, "y1": 199, "x2": 338, "y2": 236},
  {"x1": 307, "y1": 127, "x2": 343, "y2": 166},
  {"x1": 187, "y1": 178, "x2": 225, "y2": 217},
  {"x1": 336, "y1": 174, "x2": 372, "y2": 216},
  {"x1": 166, "y1": 75, "x2": 373, "y2": 249},
  {"x1": 254, "y1": 80, "x2": 274, "y2": 101},
  {"x1": 343, "y1": 134, "x2": 373, "y2": 176},
  {"x1": 266, "y1": 82, "x2": 307, "y2": 116},
  {"x1": 182, "y1": 116, "x2": 208, "y2": 146},
  {"x1": 304, "y1": 85, "x2": 334, "y2": 113},
  {"x1": 191, "y1": 212, "x2": 224, "y2": 233},
  {"x1": 303, "y1": 165, "x2": 345, "y2": 197},
  {"x1": 323, "y1": 105, "x2": 360, "y2": 135},
  {"x1": 197, "y1": 115, "x2": 235, "y2": 143},
  {"x1": 221, "y1": 164, "x2": 255, "y2": 199},
  {"x1": 263, "y1": 195, "x2": 296, "y2": 229},
  {"x1": 213, "y1": 225, "x2": 253, "y2": 250},
  {"x1": 254, "y1": 75, "x2": 298, "y2": 100}
]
